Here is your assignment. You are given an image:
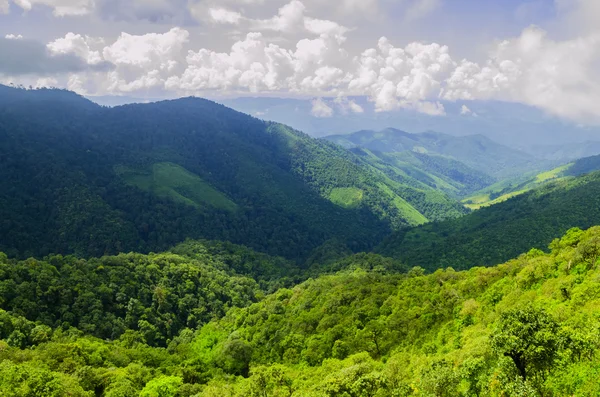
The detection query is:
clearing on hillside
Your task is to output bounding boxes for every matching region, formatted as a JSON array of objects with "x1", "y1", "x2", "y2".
[{"x1": 115, "y1": 162, "x2": 238, "y2": 212}]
